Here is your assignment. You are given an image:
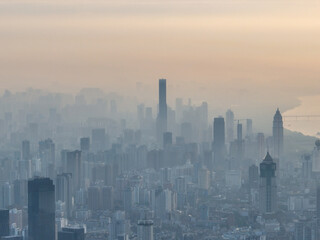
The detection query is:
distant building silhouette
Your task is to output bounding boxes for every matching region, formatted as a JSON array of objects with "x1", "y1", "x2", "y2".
[
  {"x1": 259, "y1": 152, "x2": 277, "y2": 214},
  {"x1": 157, "y1": 79, "x2": 167, "y2": 145},
  {"x1": 226, "y1": 109, "x2": 234, "y2": 143},
  {"x1": 273, "y1": 108, "x2": 284, "y2": 164},
  {"x1": 213, "y1": 117, "x2": 226, "y2": 169}
]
